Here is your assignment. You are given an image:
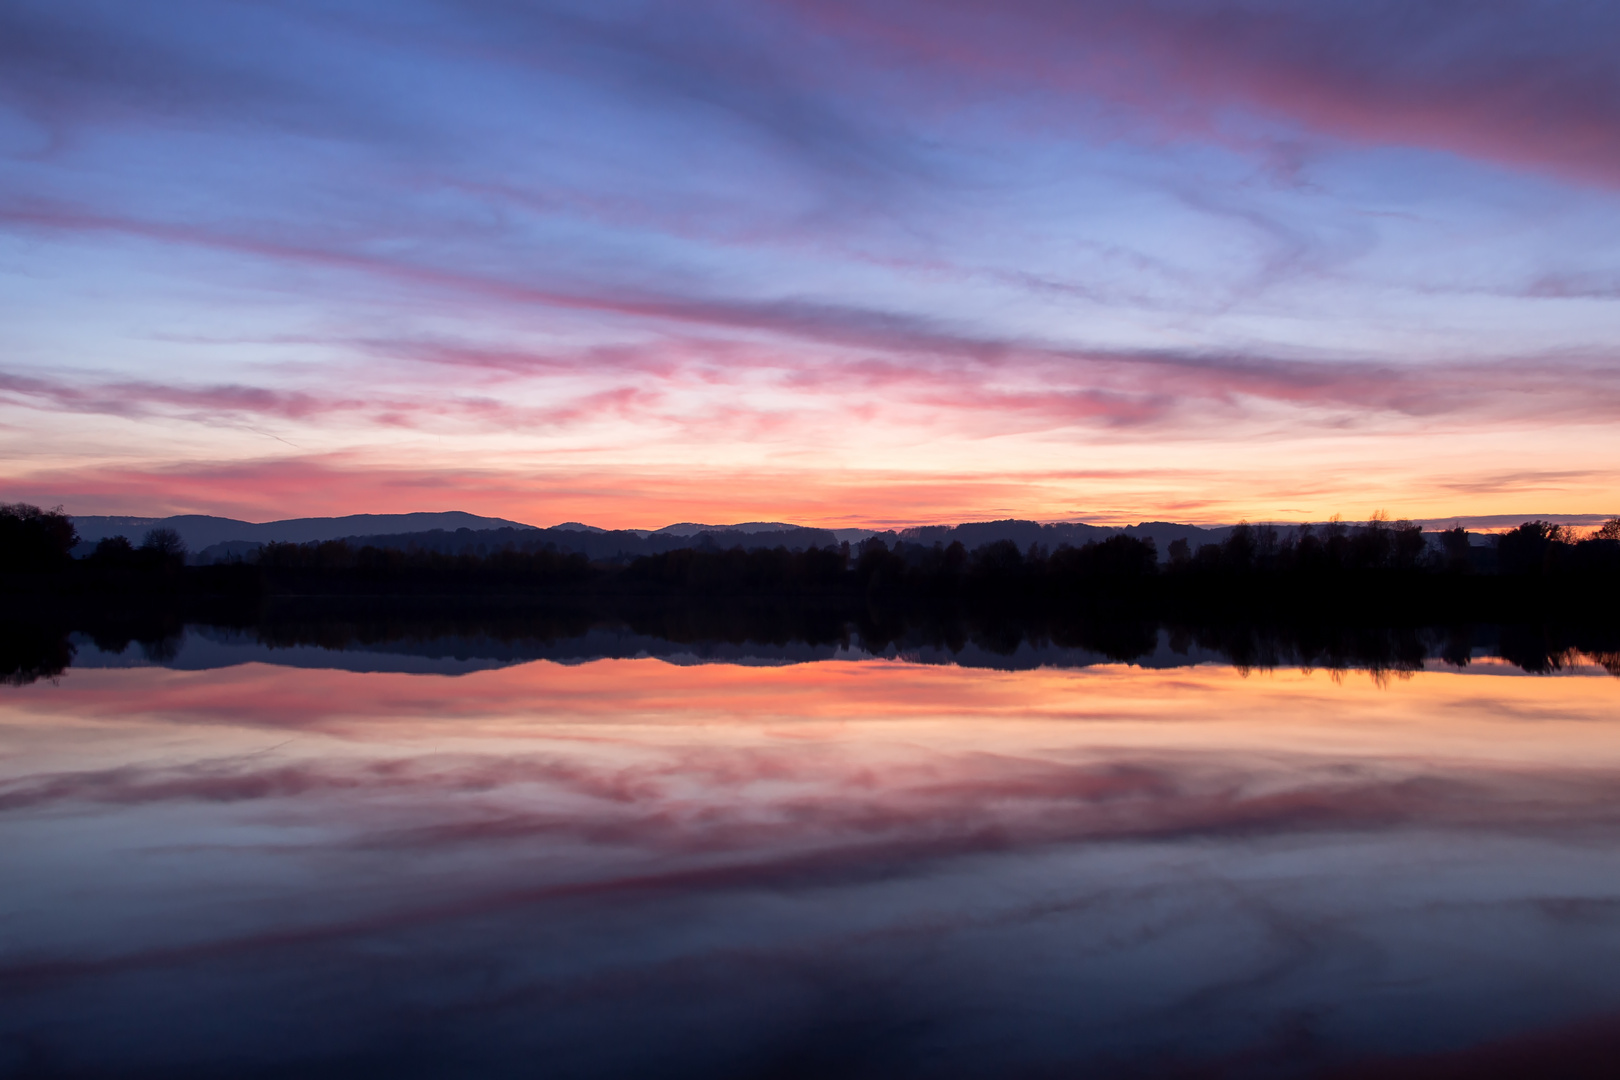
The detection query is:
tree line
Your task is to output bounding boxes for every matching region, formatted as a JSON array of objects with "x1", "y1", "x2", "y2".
[
  {"x1": 6, "y1": 503, "x2": 1618, "y2": 685},
  {"x1": 4, "y1": 503, "x2": 1619, "y2": 607},
  {"x1": 6, "y1": 592, "x2": 1617, "y2": 689}
]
